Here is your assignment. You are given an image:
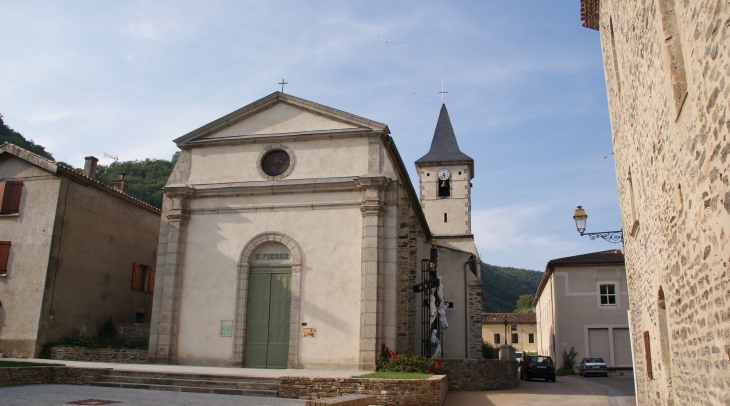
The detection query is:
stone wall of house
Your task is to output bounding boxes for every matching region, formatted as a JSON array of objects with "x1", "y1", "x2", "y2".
[
  {"x1": 0, "y1": 367, "x2": 109, "y2": 387},
  {"x1": 438, "y1": 359, "x2": 518, "y2": 391},
  {"x1": 278, "y1": 375, "x2": 448, "y2": 406},
  {"x1": 592, "y1": 1, "x2": 730, "y2": 405},
  {"x1": 50, "y1": 347, "x2": 148, "y2": 364}
]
